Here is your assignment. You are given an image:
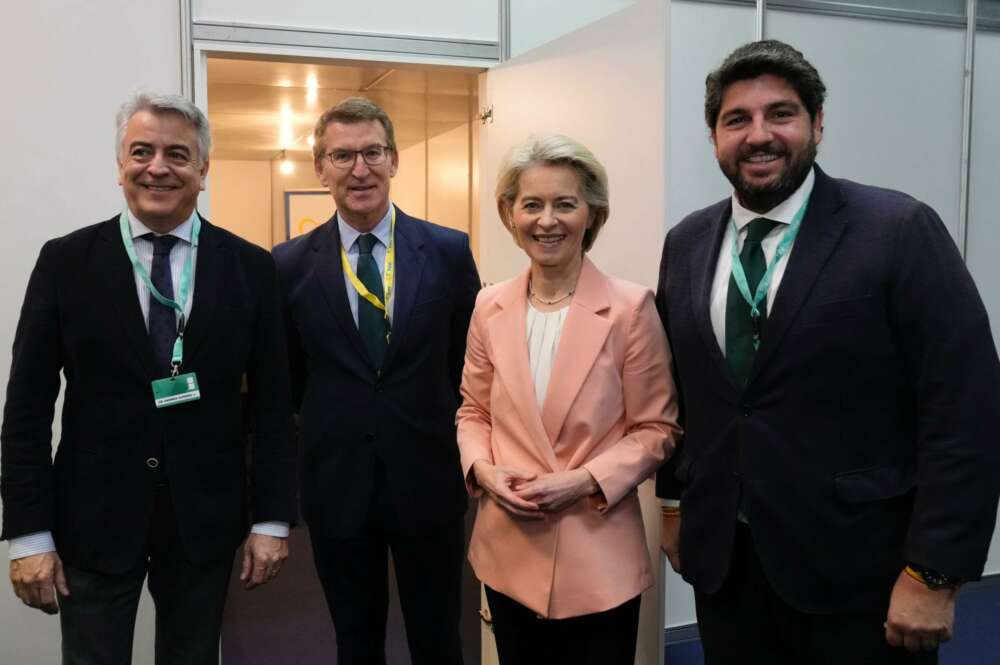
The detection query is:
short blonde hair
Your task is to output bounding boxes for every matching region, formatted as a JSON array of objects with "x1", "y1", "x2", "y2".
[{"x1": 495, "y1": 135, "x2": 609, "y2": 252}]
